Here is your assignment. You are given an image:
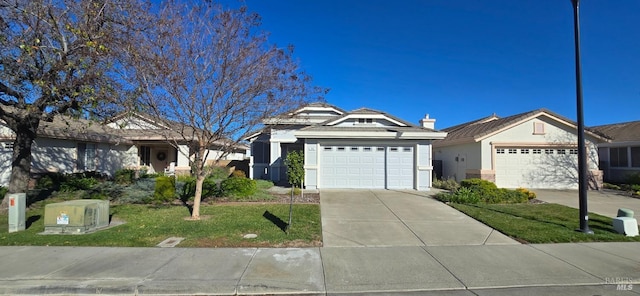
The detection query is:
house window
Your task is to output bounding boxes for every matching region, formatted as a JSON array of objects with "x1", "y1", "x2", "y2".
[
  {"x1": 533, "y1": 122, "x2": 545, "y2": 135},
  {"x1": 569, "y1": 149, "x2": 578, "y2": 155},
  {"x1": 557, "y1": 149, "x2": 566, "y2": 155},
  {"x1": 632, "y1": 147, "x2": 640, "y2": 167},
  {"x1": 611, "y1": 147, "x2": 629, "y2": 167},
  {"x1": 532, "y1": 149, "x2": 541, "y2": 154},
  {"x1": 357, "y1": 118, "x2": 373, "y2": 124},
  {"x1": 545, "y1": 149, "x2": 554, "y2": 154},
  {"x1": 496, "y1": 148, "x2": 505, "y2": 154},
  {"x1": 508, "y1": 149, "x2": 517, "y2": 154},
  {"x1": 140, "y1": 145, "x2": 151, "y2": 166},
  {"x1": 2, "y1": 142, "x2": 13, "y2": 150},
  {"x1": 521, "y1": 149, "x2": 529, "y2": 154},
  {"x1": 77, "y1": 143, "x2": 96, "y2": 171}
]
